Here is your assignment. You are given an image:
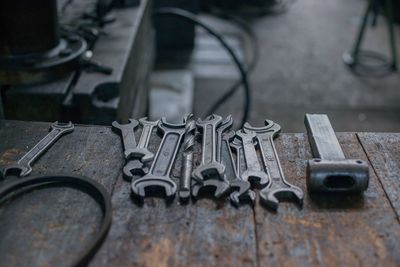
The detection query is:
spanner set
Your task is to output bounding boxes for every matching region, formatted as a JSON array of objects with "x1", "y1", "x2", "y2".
[{"x1": 113, "y1": 115, "x2": 304, "y2": 210}]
